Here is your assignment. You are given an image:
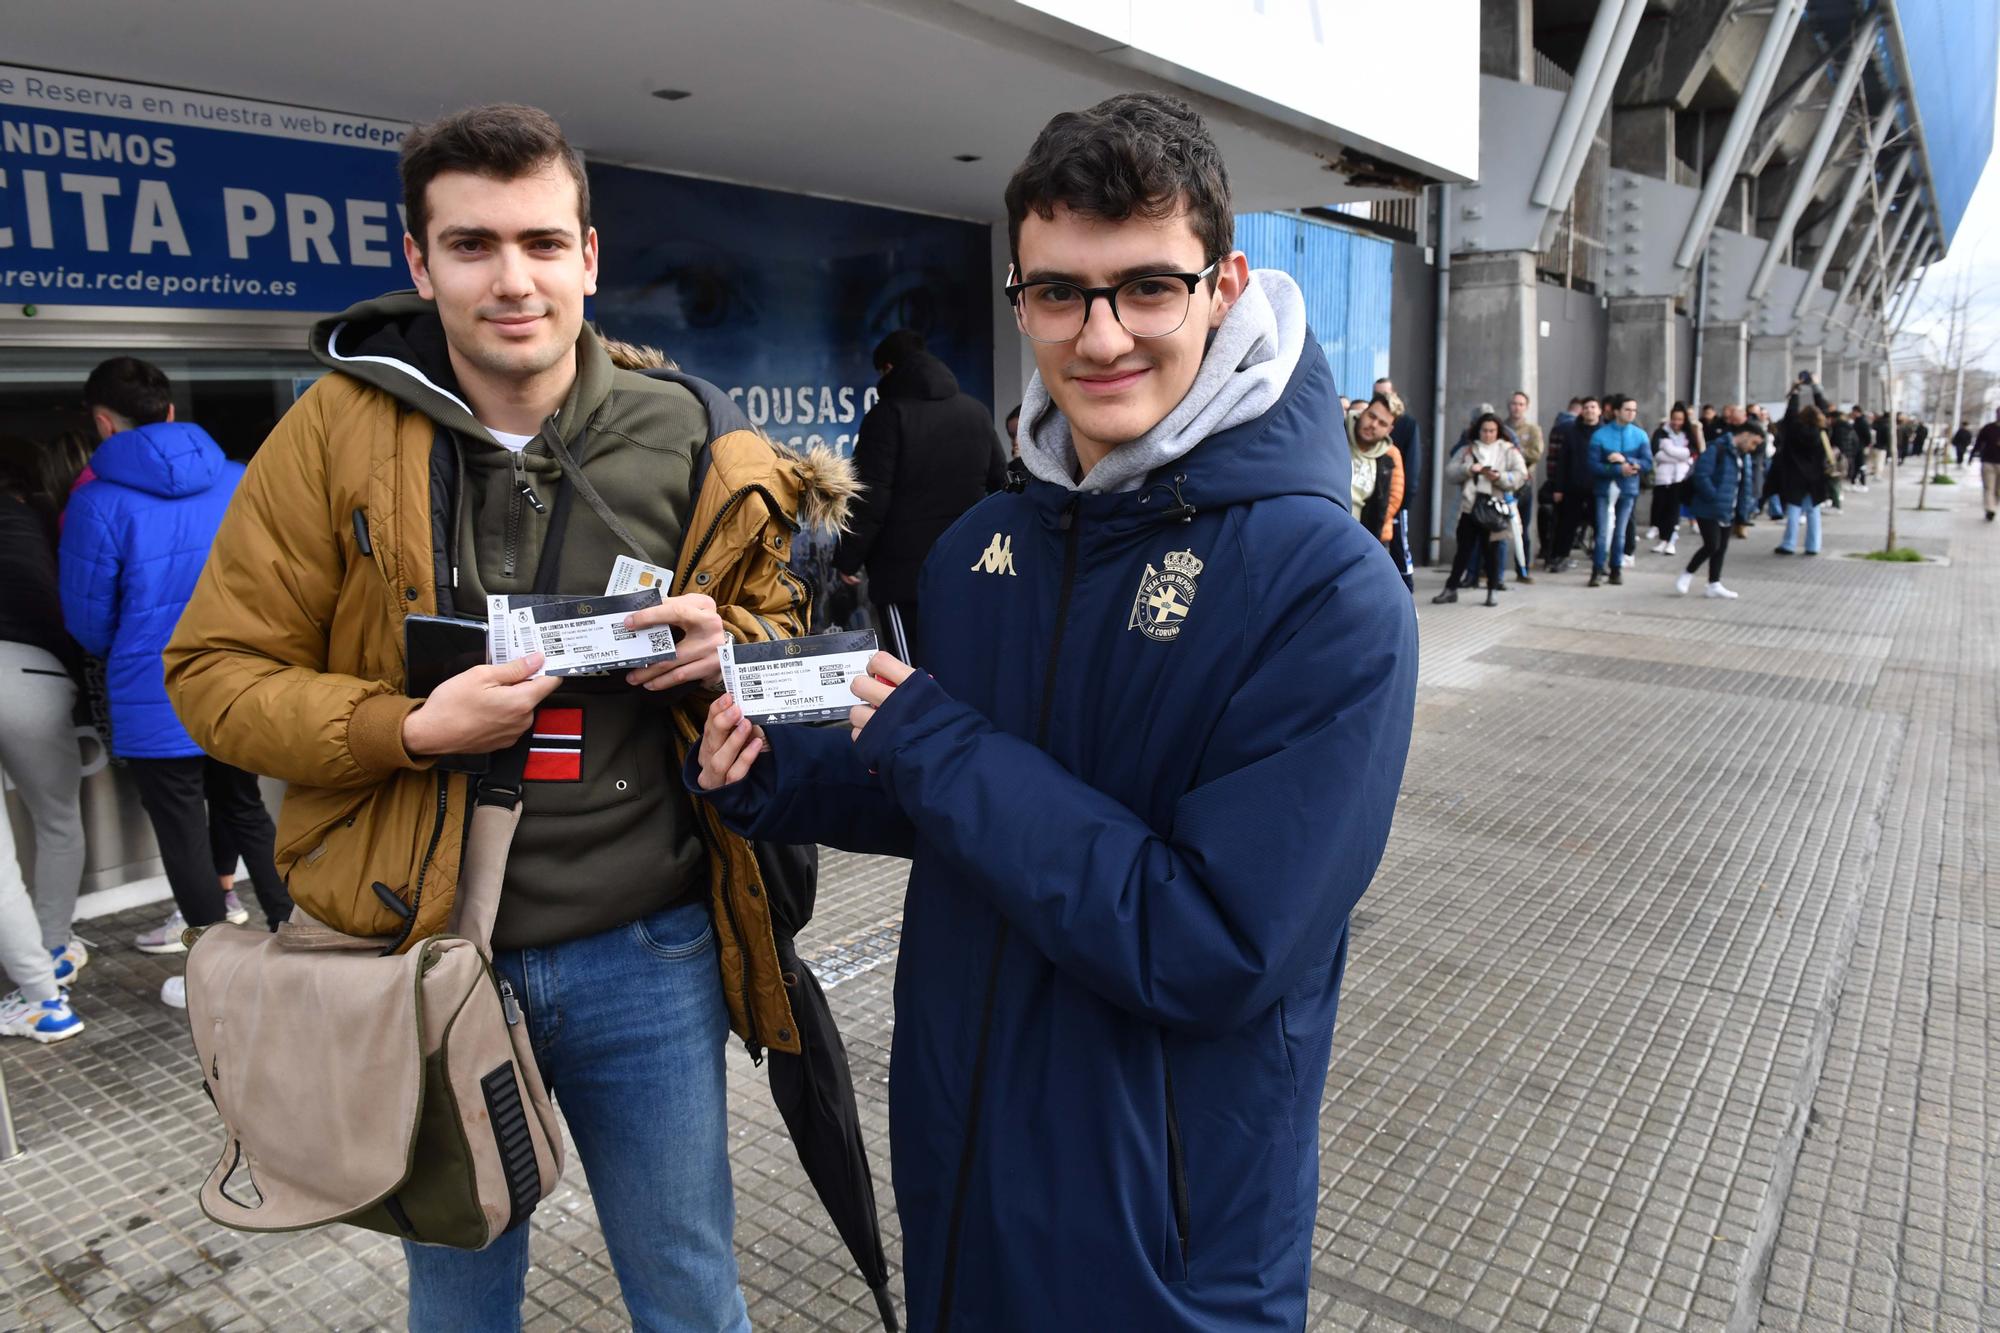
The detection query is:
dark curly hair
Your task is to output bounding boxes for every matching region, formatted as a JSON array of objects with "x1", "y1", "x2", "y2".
[{"x1": 1004, "y1": 92, "x2": 1231, "y2": 281}]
